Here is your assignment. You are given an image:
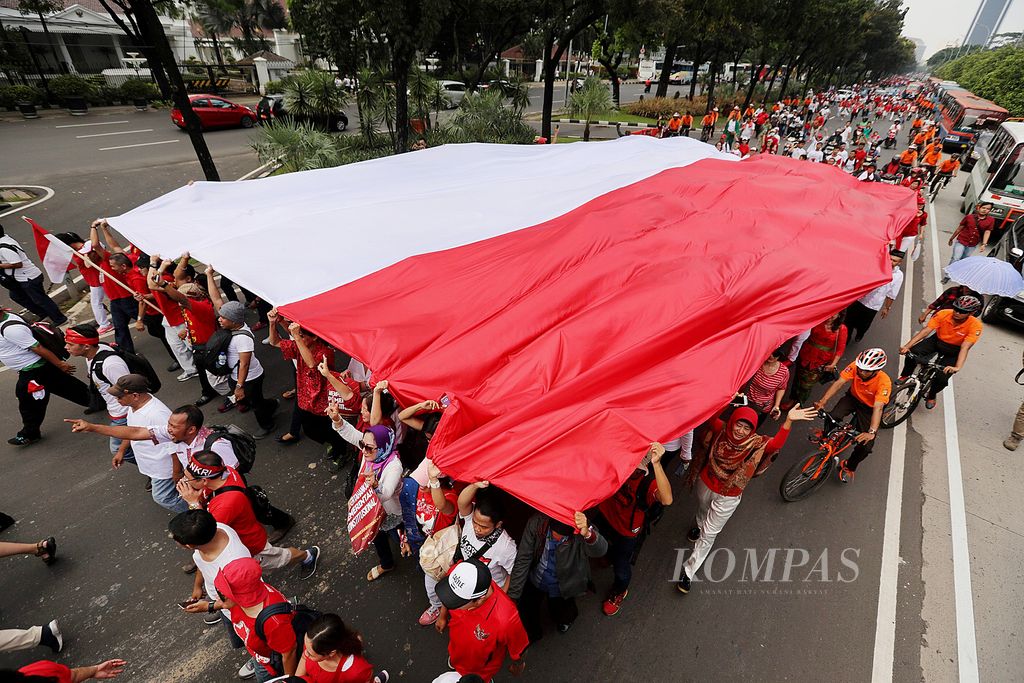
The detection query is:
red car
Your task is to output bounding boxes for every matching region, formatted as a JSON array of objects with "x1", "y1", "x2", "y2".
[{"x1": 171, "y1": 94, "x2": 256, "y2": 130}]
